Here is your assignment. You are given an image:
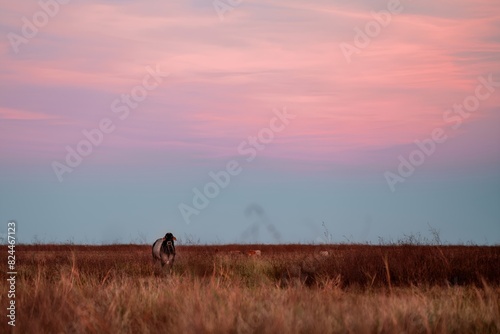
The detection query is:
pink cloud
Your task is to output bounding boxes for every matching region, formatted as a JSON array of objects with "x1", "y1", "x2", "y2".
[
  {"x1": 0, "y1": 107, "x2": 57, "y2": 121},
  {"x1": 1, "y1": 0, "x2": 499, "y2": 171}
]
